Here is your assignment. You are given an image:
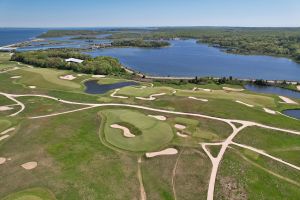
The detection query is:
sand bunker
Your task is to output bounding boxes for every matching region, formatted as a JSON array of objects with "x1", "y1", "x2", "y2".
[
  {"x1": 0, "y1": 106, "x2": 13, "y2": 111},
  {"x1": 148, "y1": 115, "x2": 167, "y2": 121},
  {"x1": 192, "y1": 87, "x2": 197, "y2": 91},
  {"x1": 0, "y1": 135, "x2": 9, "y2": 141},
  {"x1": 29, "y1": 86, "x2": 36, "y2": 89},
  {"x1": 223, "y1": 87, "x2": 244, "y2": 92},
  {"x1": 146, "y1": 148, "x2": 178, "y2": 158},
  {"x1": 92, "y1": 75, "x2": 106, "y2": 78},
  {"x1": 59, "y1": 75, "x2": 76, "y2": 80},
  {"x1": 172, "y1": 90, "x2": 177, "y2": 94},
  {"x1": 136, "y1": 93, "x2": 166, "y2": 101},
  {"x1": 175, "y1": 124, "x2": 186, "y2": 130},
  {"x1": 110, "y1": 89, "x2": 128, "y2": 99},
  {"x1": 176, "y1": 132, "x2": 188, "y2": 138},
  {"x1": 21, "y1": 162, "x2": 38, "y2": 170},
  {"x1": 198, "y1": 88, "x2": 212, "y2": 92},
  {"x1": 297, "y1": 85, "x2": 300, "y2": 91},
  {"x1": 263, "y1": 108, "x2": 276, "y2": 115},
  {"x1": 235, "y1": 100, "x2": 254, "y2": 107},
  {"x1": 279, "y1": 96, "x2": 298, "y2": 104},
  {"x1": 10, "y1": 76, "x2": 21, "y2": 79},
  {"x1": 140, "y1": 86, "x2": 147, "y2": 89},
  {"x1": 0, "y1": 157, "x2": 6, "y2": 164},
  {"x1": 188, "y1": 96, "x2": 208, "y2": 102},
  {"x1": 110, "y1": 124, "x2": 135, "y2": 138}
]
